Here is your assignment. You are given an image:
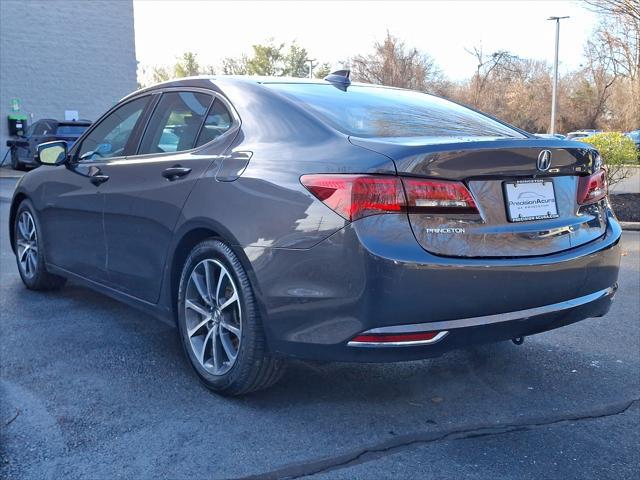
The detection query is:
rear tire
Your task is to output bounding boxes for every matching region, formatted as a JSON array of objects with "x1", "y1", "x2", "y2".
[
  {"x1": 10, "y1": 148, "x2": 25, "y2": 171},
  {"x1": 13, "y1": 199, "x2": 66, "y2": 290},
  {"x1": 177, "y1": 239, "x2": 285, "y2": 395}
]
